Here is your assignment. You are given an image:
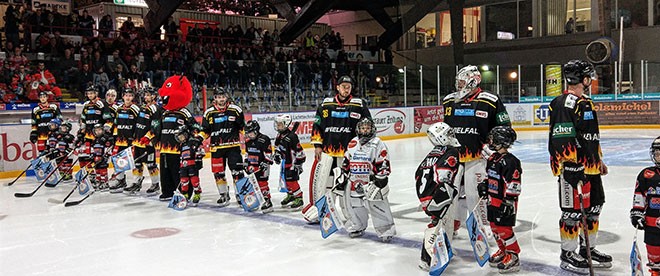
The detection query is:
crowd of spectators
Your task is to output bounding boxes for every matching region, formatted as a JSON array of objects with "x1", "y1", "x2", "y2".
[{"x1": 0, "y1": 4, "x2": 391, "y2": 108}]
